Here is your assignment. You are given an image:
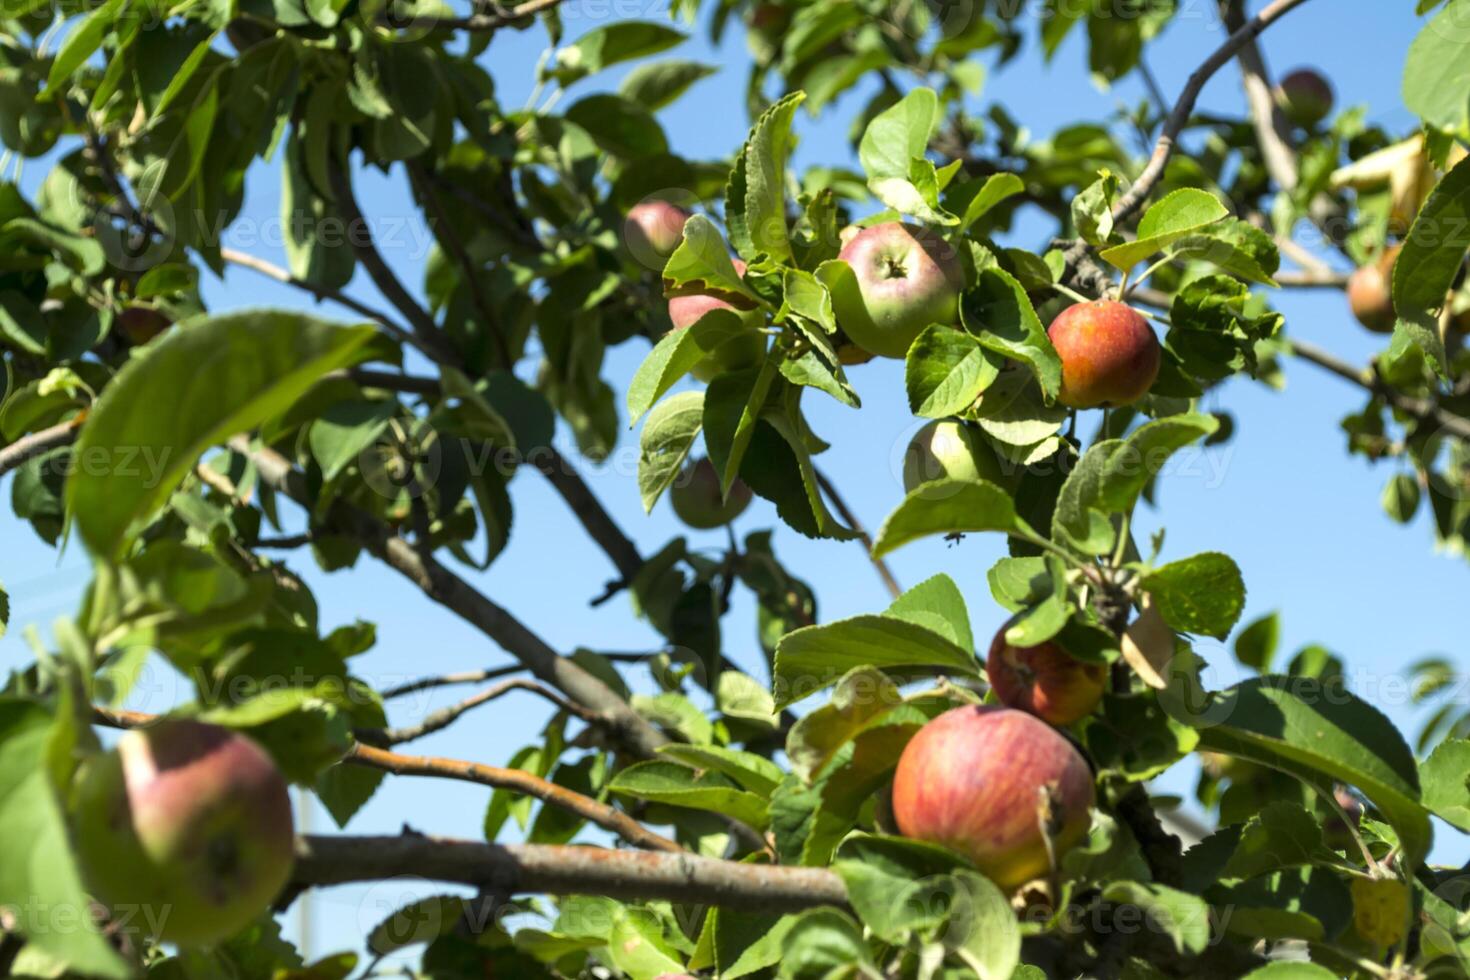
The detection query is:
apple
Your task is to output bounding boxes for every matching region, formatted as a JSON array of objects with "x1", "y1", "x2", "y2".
[
  {"x1": 116, "y1": 304, "x2": 172, "y2": 345},
  {"x1": 892, "y1": 706, "x2": 1094, "y2": 891},
  {"x1": 670, "y1": 456, "x2": 752, "y2": 529},
  {"x1": 1047, "y1": 300, "x2": 1160, "y2": 409},
  {"x1": 986, "y1": 624, "x2": 1106, "y2": 726},
  {"x1": 833, "y1": 222, "x2": 964, "y2": 359},
  {"x1": 1276, "y1": 68, "x2": 1334, "y2": 128},
  {"x1": 71, "y1": 719, "x2": 295, "y2": 946},
  {"x1": 838, "y1": 223, "x2": 862, "y2": 249},
  {"x1": 667, "y1": 258, "x2": 766, "y2": 381},
  {"x1": 625, "y1": 200, "x2": 691, "y2": 269},
  {"x1": 1347, "y1": 245, "x2": 1400, "y2": 334},
  {"x1": 902, "y1": 420, "x2": 1004, "y2": 493}
]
